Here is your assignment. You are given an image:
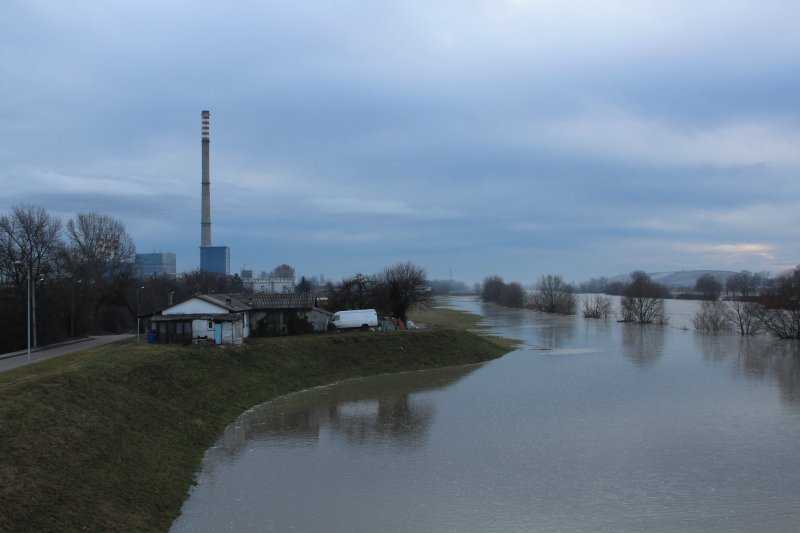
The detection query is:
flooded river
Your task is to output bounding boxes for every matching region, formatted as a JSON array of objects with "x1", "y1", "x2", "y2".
[{"x1": 172, "y1": 296, "x2": 800, "y2": 532}]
